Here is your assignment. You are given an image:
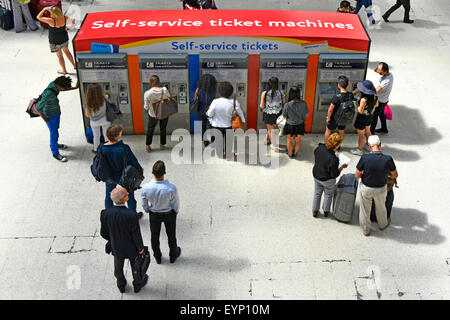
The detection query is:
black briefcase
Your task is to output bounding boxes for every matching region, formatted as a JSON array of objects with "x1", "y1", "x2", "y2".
[{"x1": 132, "y1": 246, "x2": 150, "y2": 282}]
